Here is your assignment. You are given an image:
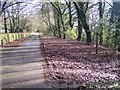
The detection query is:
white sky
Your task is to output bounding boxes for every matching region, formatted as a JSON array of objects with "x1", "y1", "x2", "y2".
[{"x1": 9, "y1": 0, "x2": 113, "y2": 18}]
